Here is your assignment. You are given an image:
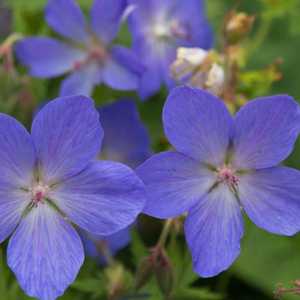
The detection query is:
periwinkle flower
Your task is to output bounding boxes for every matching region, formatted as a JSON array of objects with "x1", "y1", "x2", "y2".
[
  {"x1": 0, "y1": 95, "x2": 145, "y2": 299},
  {"x1": 16, "y1": 0, "x2": 144, "y2": 97},
  {"x1": 128, "y1": 0, "x2": 213, "y2": 100},
  {"x1": 83, "y1": 100, "x2": 151, "y2": 261},
  {"x1": 137, "y1": 86, "x2": 300, "y2": 277}
]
